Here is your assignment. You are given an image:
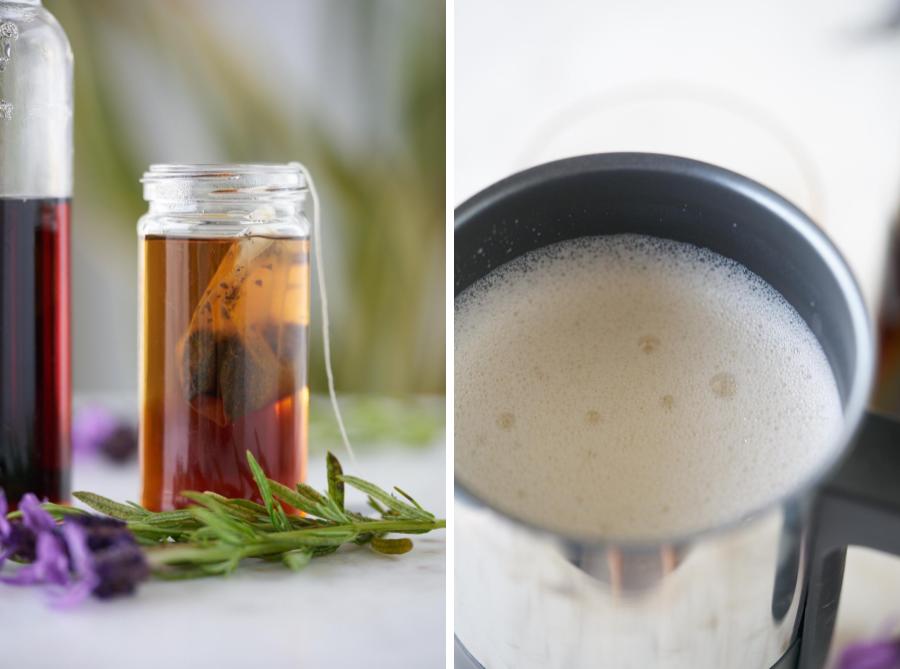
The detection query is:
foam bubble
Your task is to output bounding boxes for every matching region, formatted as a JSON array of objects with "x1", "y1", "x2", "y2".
[
  {"x1": 455, "y1": 234, "x2": 843, "y2": 540},
  {"x1": 496, "y1": 412, "x2": 516, "y2": 430},
  {"x1": 710, "y1": 372, "x2": 737, "y2": 399},
  {"x1": 638, "y1": 334, "x2": 661, "y2": 353}
]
